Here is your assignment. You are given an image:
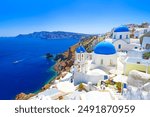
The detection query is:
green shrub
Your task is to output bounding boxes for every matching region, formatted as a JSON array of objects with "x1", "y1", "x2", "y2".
[
  {"x1": 143, "y1": 52, "x2": 150, "y2": 59},
  {"x1": 78, "y1": 83, "x2": 84, "y2": 91}
]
